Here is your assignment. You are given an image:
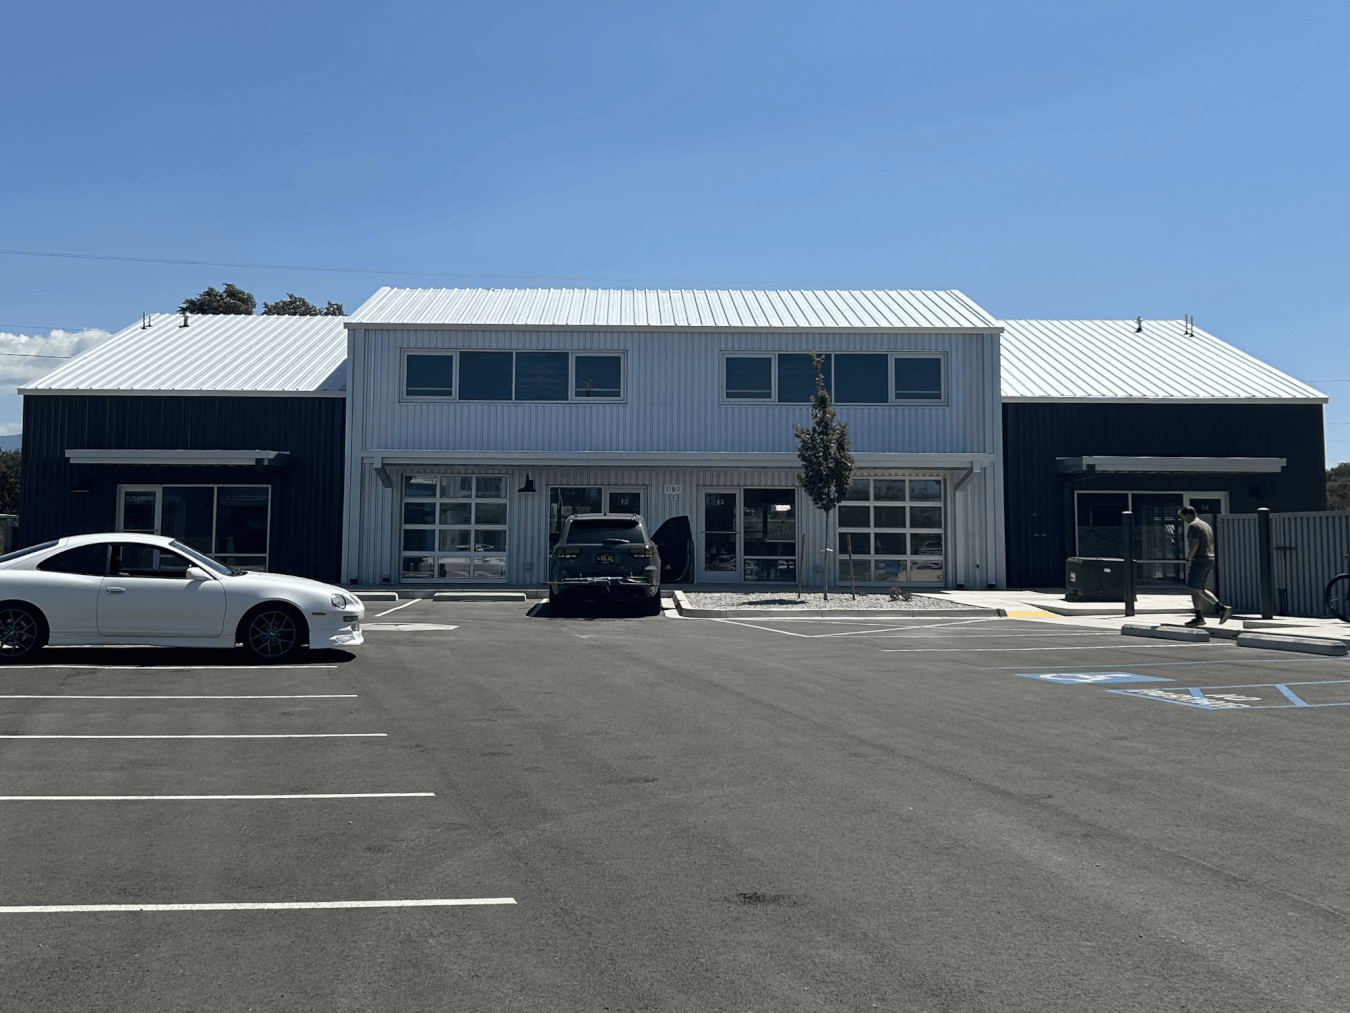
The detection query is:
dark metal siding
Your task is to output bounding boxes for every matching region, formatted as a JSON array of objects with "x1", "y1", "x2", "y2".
[
  {"x1": 18, "y1": 395, "x2": 345, "y2": 583},
  {"x1": 1002, "y1": 402, "x2": 1326, "y2": 588}
]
